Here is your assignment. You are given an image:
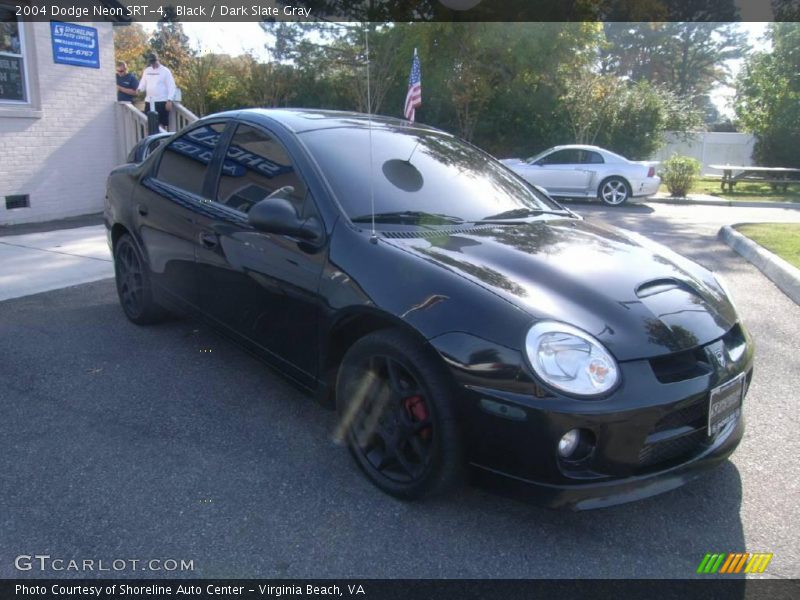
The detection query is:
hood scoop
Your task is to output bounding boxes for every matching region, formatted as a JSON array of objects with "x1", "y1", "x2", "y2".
[
  {"x1": 636, "y1": 278, "x2": 700, "y2": 299},
  {"x1": 381, "y1": 224, "x2": 499, "y2": 240}
]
